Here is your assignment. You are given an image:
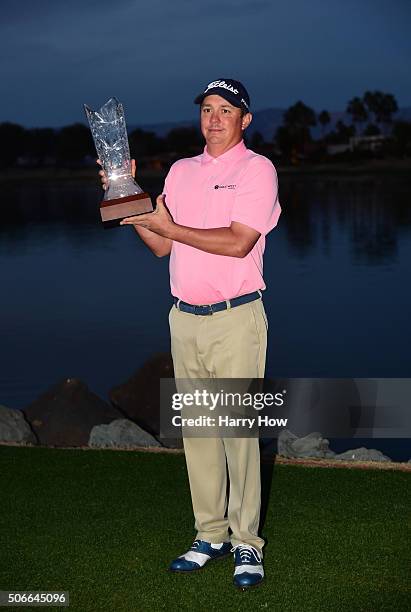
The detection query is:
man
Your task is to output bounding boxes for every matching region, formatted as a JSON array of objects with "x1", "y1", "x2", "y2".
[{"x1": 99, "y1": 78, "x2": 281, "y2": 589}]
